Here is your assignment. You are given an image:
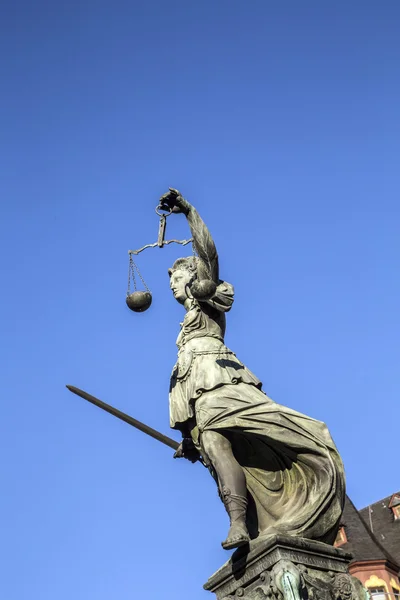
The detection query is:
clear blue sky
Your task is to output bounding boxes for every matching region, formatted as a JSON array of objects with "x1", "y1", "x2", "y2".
[{"x1": 1, "y1": 1, "x2": 399, "y2": 598}]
